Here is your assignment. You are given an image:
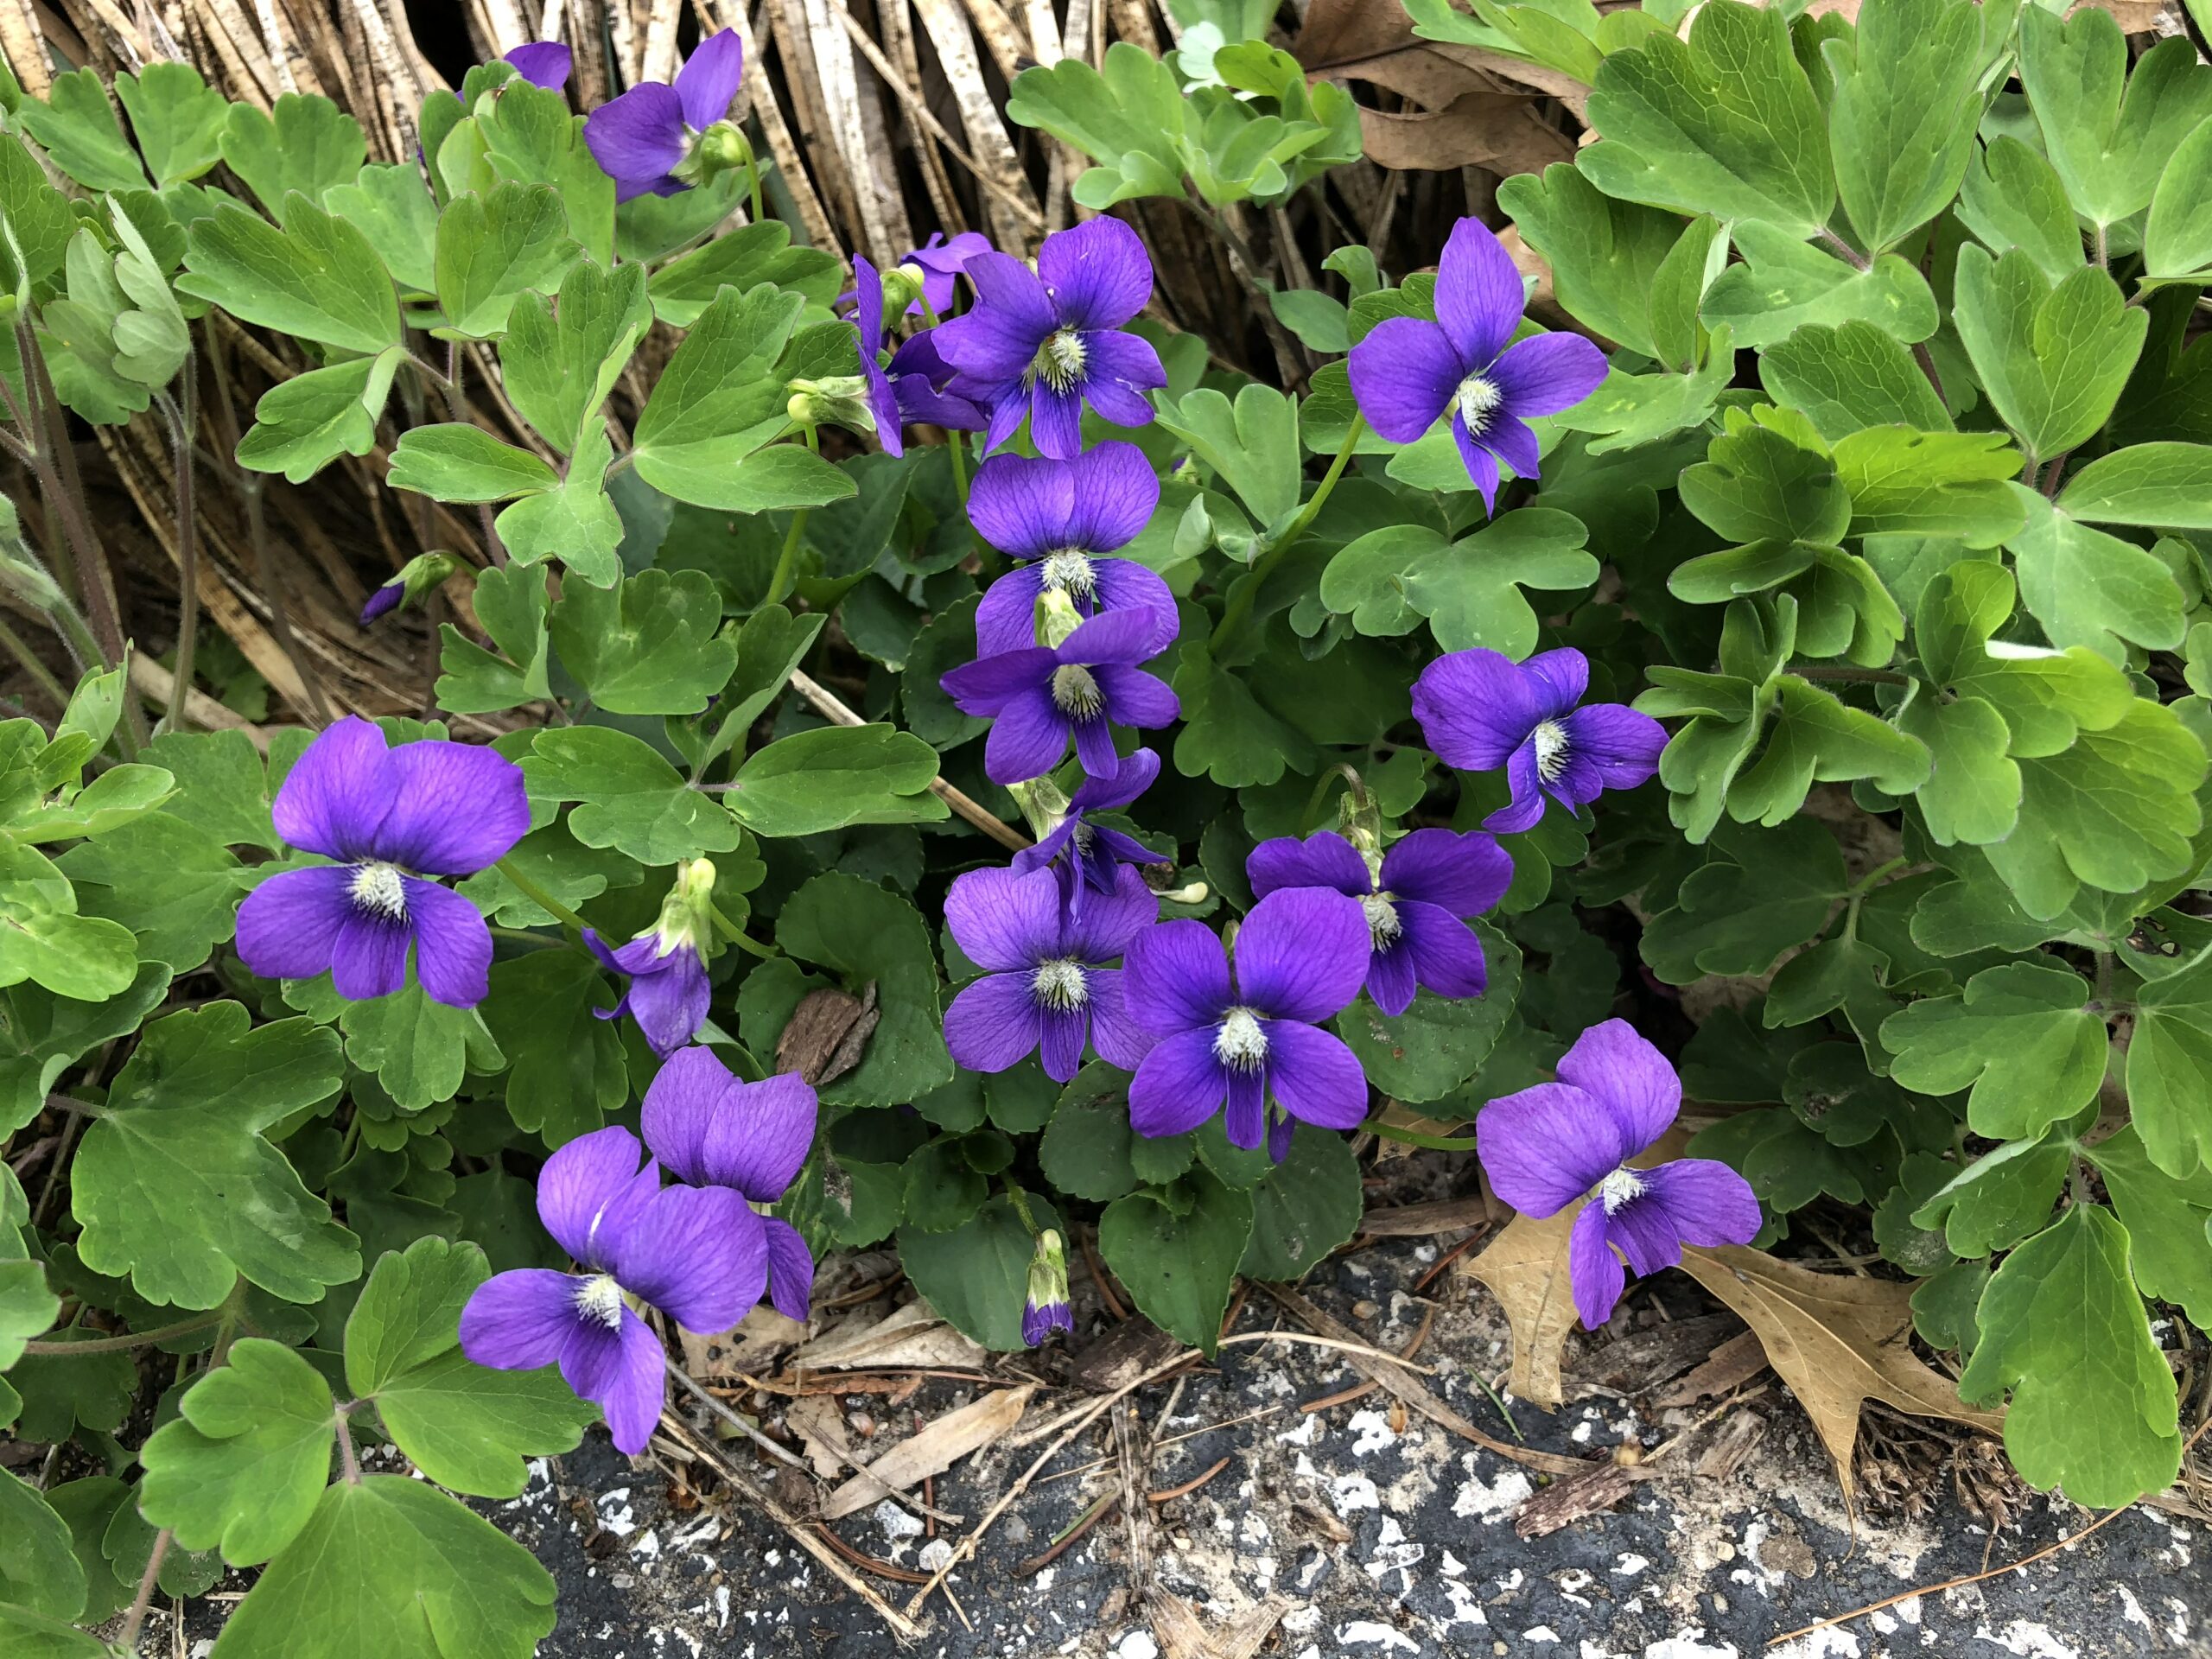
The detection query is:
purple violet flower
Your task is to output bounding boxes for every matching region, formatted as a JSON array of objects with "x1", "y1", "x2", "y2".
[
  {"x1": 458, "y1": 1126, "x2": 757, "y2": 1453},
  {"x1": 234, "y1": 716, "x2": 528, "y2": 1008},
  {"x1": 640, "y1": 1048, "x2": 819, "y2": 1323},
  {"x1": 938, "y1": 607, "x2": 1179, "y2": 785},
  {"x1": 969, "y1": 443, "x2": 1174, "y2": 657},
  {"x1": 1022, "y1": 1228, "x2": 1073, "y2": 1347},
  {"x1": 1247, "y1": 829, "x2": 1510, "y2": 1017},
  {"x1": 359, "y1": 579, "x2": 404, "y2": 626},
  {"x1": 585, "y1": 930, "x2": 708, "y2": 1057},
  {"x1": 942, "y1": 864, "x2": 1154, "y2": 1083},
  {"x1": 902, "y1": 231, "x2": 994, "y2": 315},
  {"x1": 850, "y1": 255, "x2": 906, "y2": 458},
  {"x1": 583, "y1": 29, "x2": 744, "y2": 201},
  {"x1": 887, "y1": 330, "x2": 986, "y2": 432},
  {"x1": 1346, "y1": 218, "x2": 1606, "y2": 513},
  {"x1": 1122, "y1": 888, "x2": 1371, "y2": 1162},
  {"x1": 932, "y1": 216, "x2": 1166, "y2": 459},
  {"x1": 1414, "y1": 646, "x2": 1666, "y2": 834},
  {"x1": 505, "y1": 41, "x2": 572, "y2": 91},
  {"x1": 1010, "y1": 747, "x2": 1162, "y2": 918},
  {"x1": 1476, "y1": 1020, "x2": 1761, "y2": 1328}
]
